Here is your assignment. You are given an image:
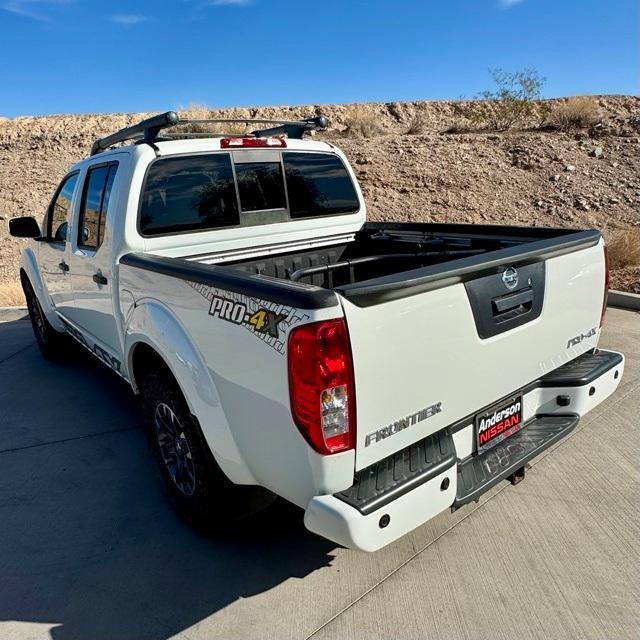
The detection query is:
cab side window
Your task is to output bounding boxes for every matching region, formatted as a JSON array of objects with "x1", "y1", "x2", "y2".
[
  {"x1": 78, "y1": 163, "x2": 118, "y2": 250},
  {"x1": 48, "y1": 173, "x2": 79, "y2": 242}
]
